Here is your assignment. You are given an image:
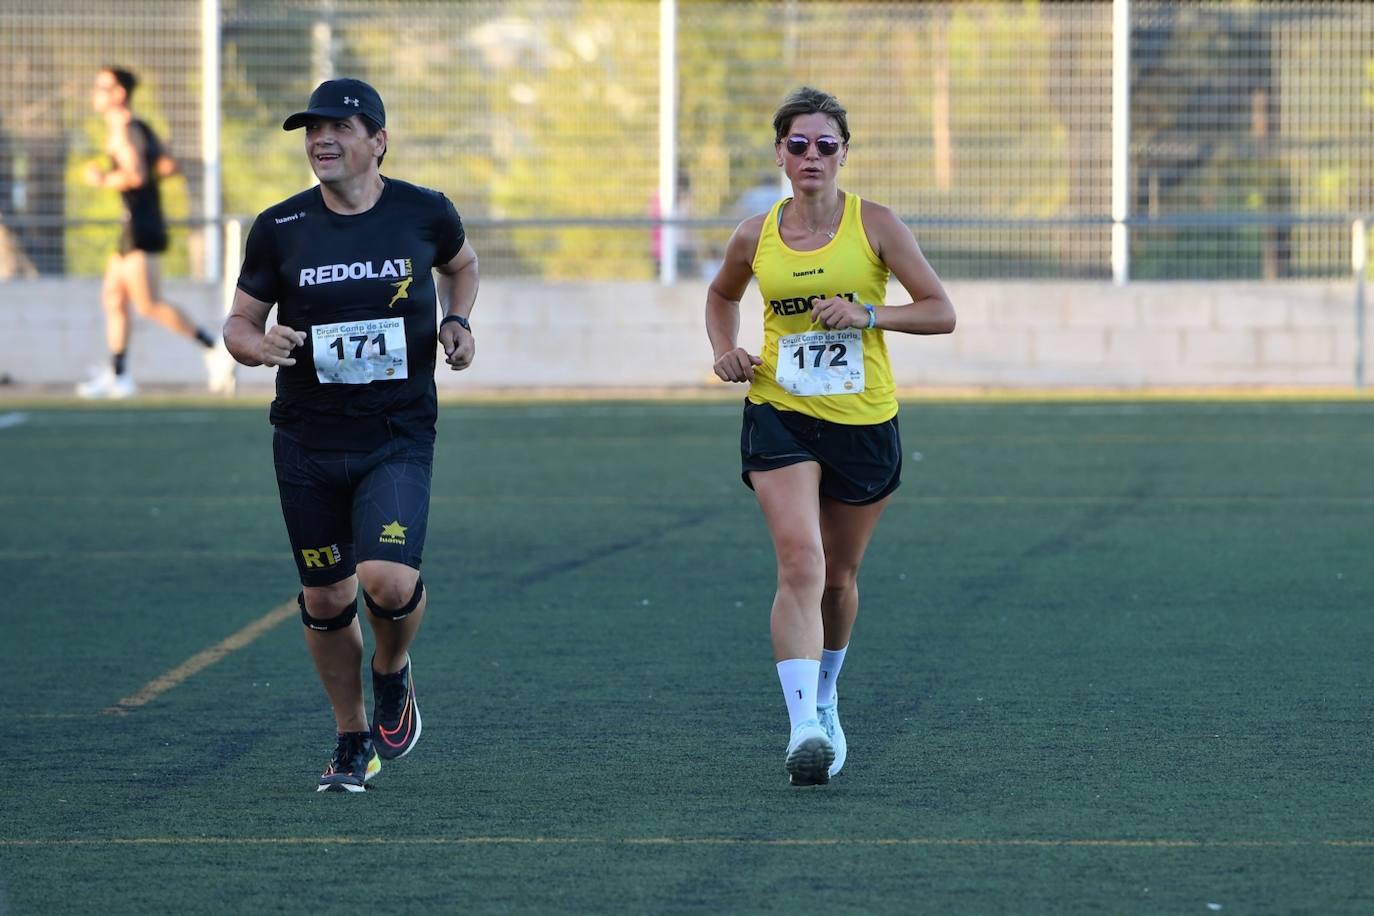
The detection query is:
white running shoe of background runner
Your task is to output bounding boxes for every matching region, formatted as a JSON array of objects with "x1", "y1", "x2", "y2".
[{"x1": 76, "y1": 369, "x2": 136, "y2": 399}]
